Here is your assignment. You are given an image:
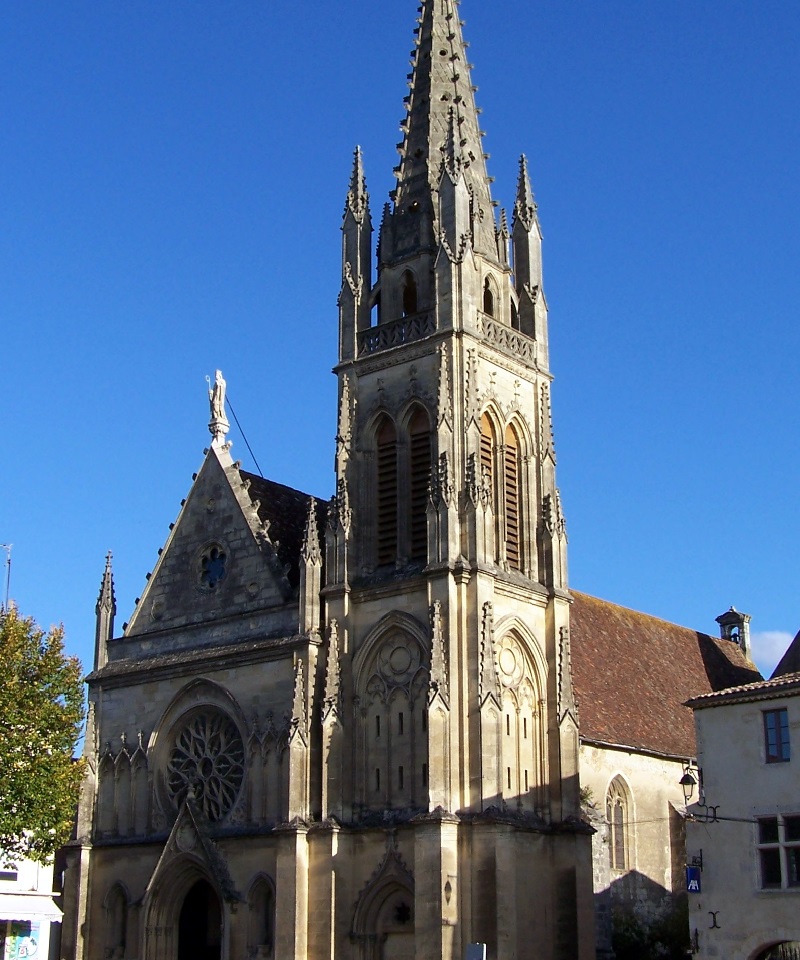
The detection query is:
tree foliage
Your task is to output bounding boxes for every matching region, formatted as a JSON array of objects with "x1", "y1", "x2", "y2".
[{"x1": 0, "y1": 607, "x2": 85, "y2": 863}]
